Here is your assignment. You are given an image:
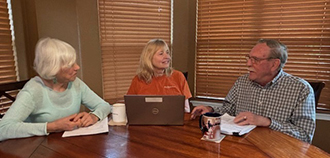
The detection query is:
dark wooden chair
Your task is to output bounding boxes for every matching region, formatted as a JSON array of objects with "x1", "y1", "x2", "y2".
[
  {"x1": 182, "y1": 71, "x2": 188, "y2": 80},
  {"x1": 0, "y1": 80, "x2": 29, "y2": 118},
  {"x1": 308, "y1": 81, "x2": 325, "y2": 108}
]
